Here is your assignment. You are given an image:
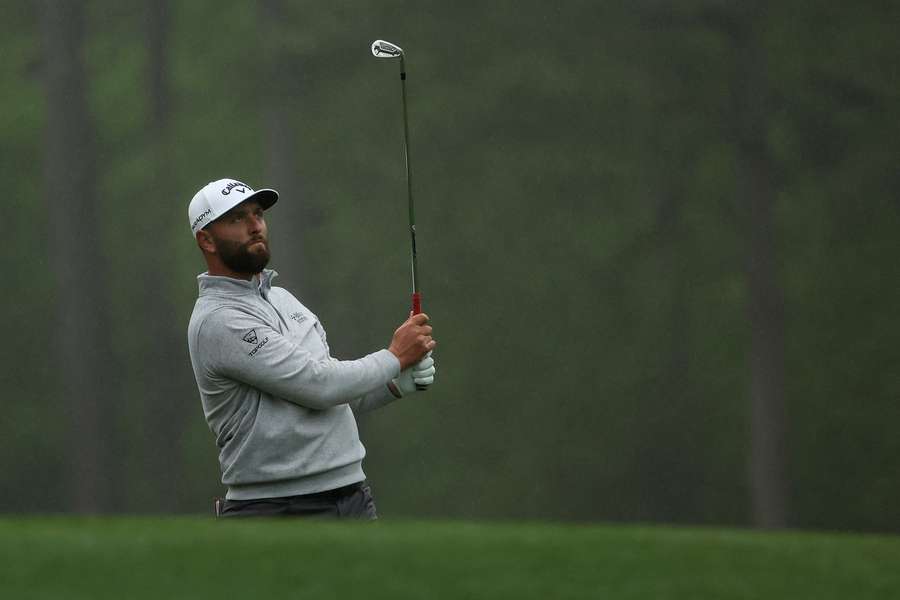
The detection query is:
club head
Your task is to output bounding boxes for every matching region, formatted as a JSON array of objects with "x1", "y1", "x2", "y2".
[{"x1": 371, "y1": 39, "x2": 403, "y2": 58}]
